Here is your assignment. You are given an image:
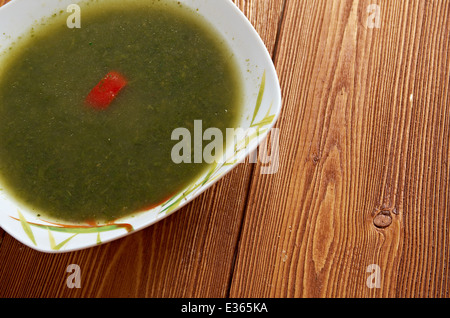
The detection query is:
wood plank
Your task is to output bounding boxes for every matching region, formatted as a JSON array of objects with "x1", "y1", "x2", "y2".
[
  {"x1": 230, "y1": 0, "x2": 450, "y2": 298},
  {"x1": 0, "y1": 0, "x2": 285, "y2": 298},
  {"x1": 0, "y1": 228, "x2": 4, "y2": 247}
]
